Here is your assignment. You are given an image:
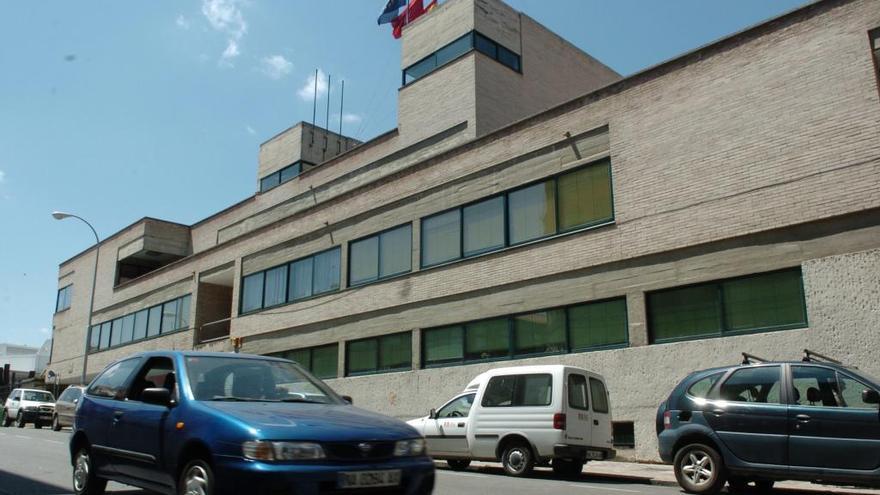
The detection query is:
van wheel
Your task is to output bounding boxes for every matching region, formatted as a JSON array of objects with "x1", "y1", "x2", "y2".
[
  {"x1": 674, "y1": 443, "x2": 726, "y2": 494},
  {"x1": 0, "y1": 409, "x2": 9, "y2": 427},
  {"x1": 179, "y1": 458, "x2": 214, "y2": 495},
  {"x1": 501, "y1": 442, "x2": 535, "y2": 477},
  {"x1": 446, "y1": 460, "x2": 471, "y2": 471},
  {"x1": 53, "y1": 415, "x2": 62, "y2": 431},
  {"x1": 16, "y1": 412, "x2": 25, "y2": 428},
  {"x1": 552, "y1": 458, "x2": 584, "y2": 477},
  {"x1": 73, "y1": 447, "x2": 107, "y2": 495}
]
